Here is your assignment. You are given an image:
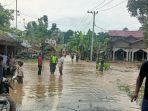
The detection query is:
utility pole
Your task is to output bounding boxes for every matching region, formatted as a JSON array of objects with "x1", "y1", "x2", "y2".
[
  {"x1": 16, "y1": 0, "x2": 17, "y2": 31},
  {"x1": 87, "y1": 11, "x2": 98, "y2": 61}
]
